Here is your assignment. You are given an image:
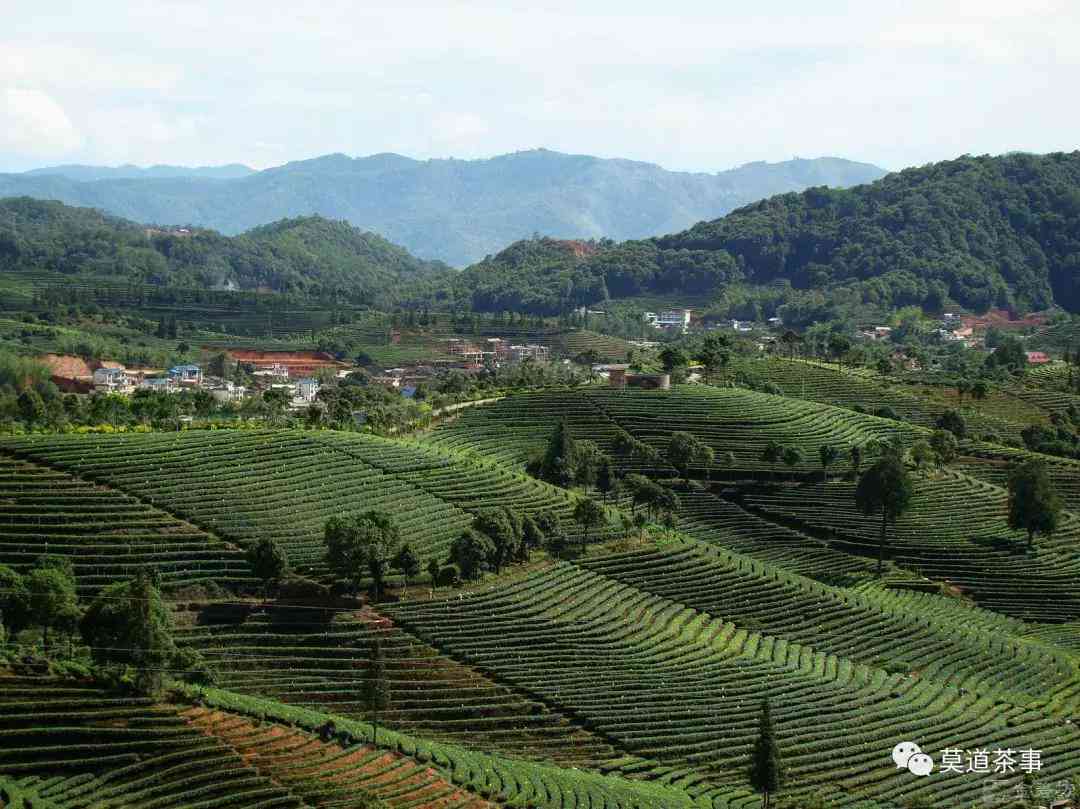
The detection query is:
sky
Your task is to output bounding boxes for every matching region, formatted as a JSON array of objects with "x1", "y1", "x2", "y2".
[{"x1": 2, "y1": 0, "x2": 1079, "y2": 175}]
